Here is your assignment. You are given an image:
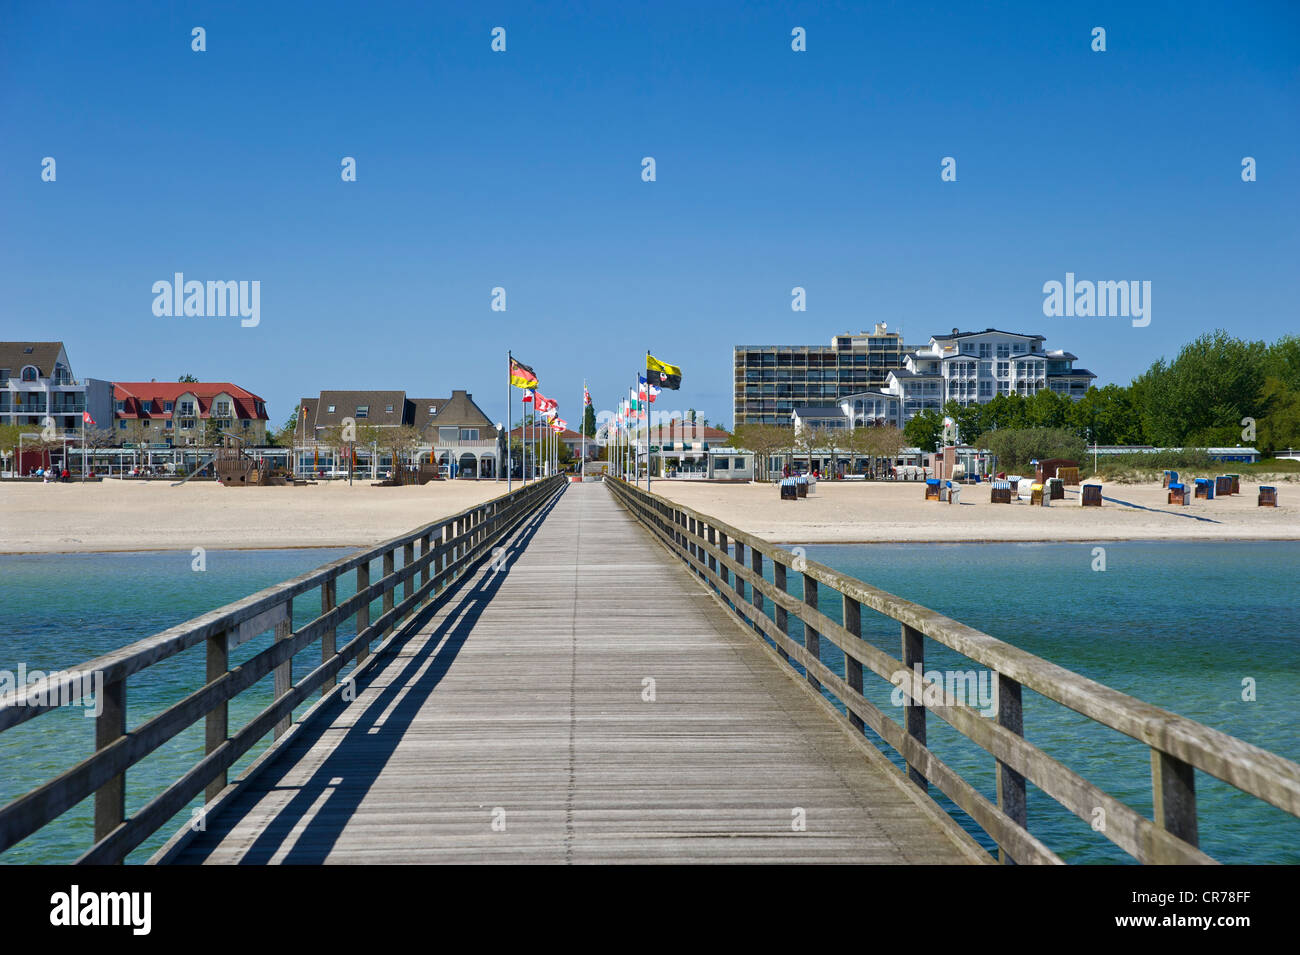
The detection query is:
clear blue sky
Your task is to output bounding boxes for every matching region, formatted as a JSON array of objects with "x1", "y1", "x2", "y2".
[{"x1": 3, "y1": 1, "x2": 1296, "y2": 429}]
